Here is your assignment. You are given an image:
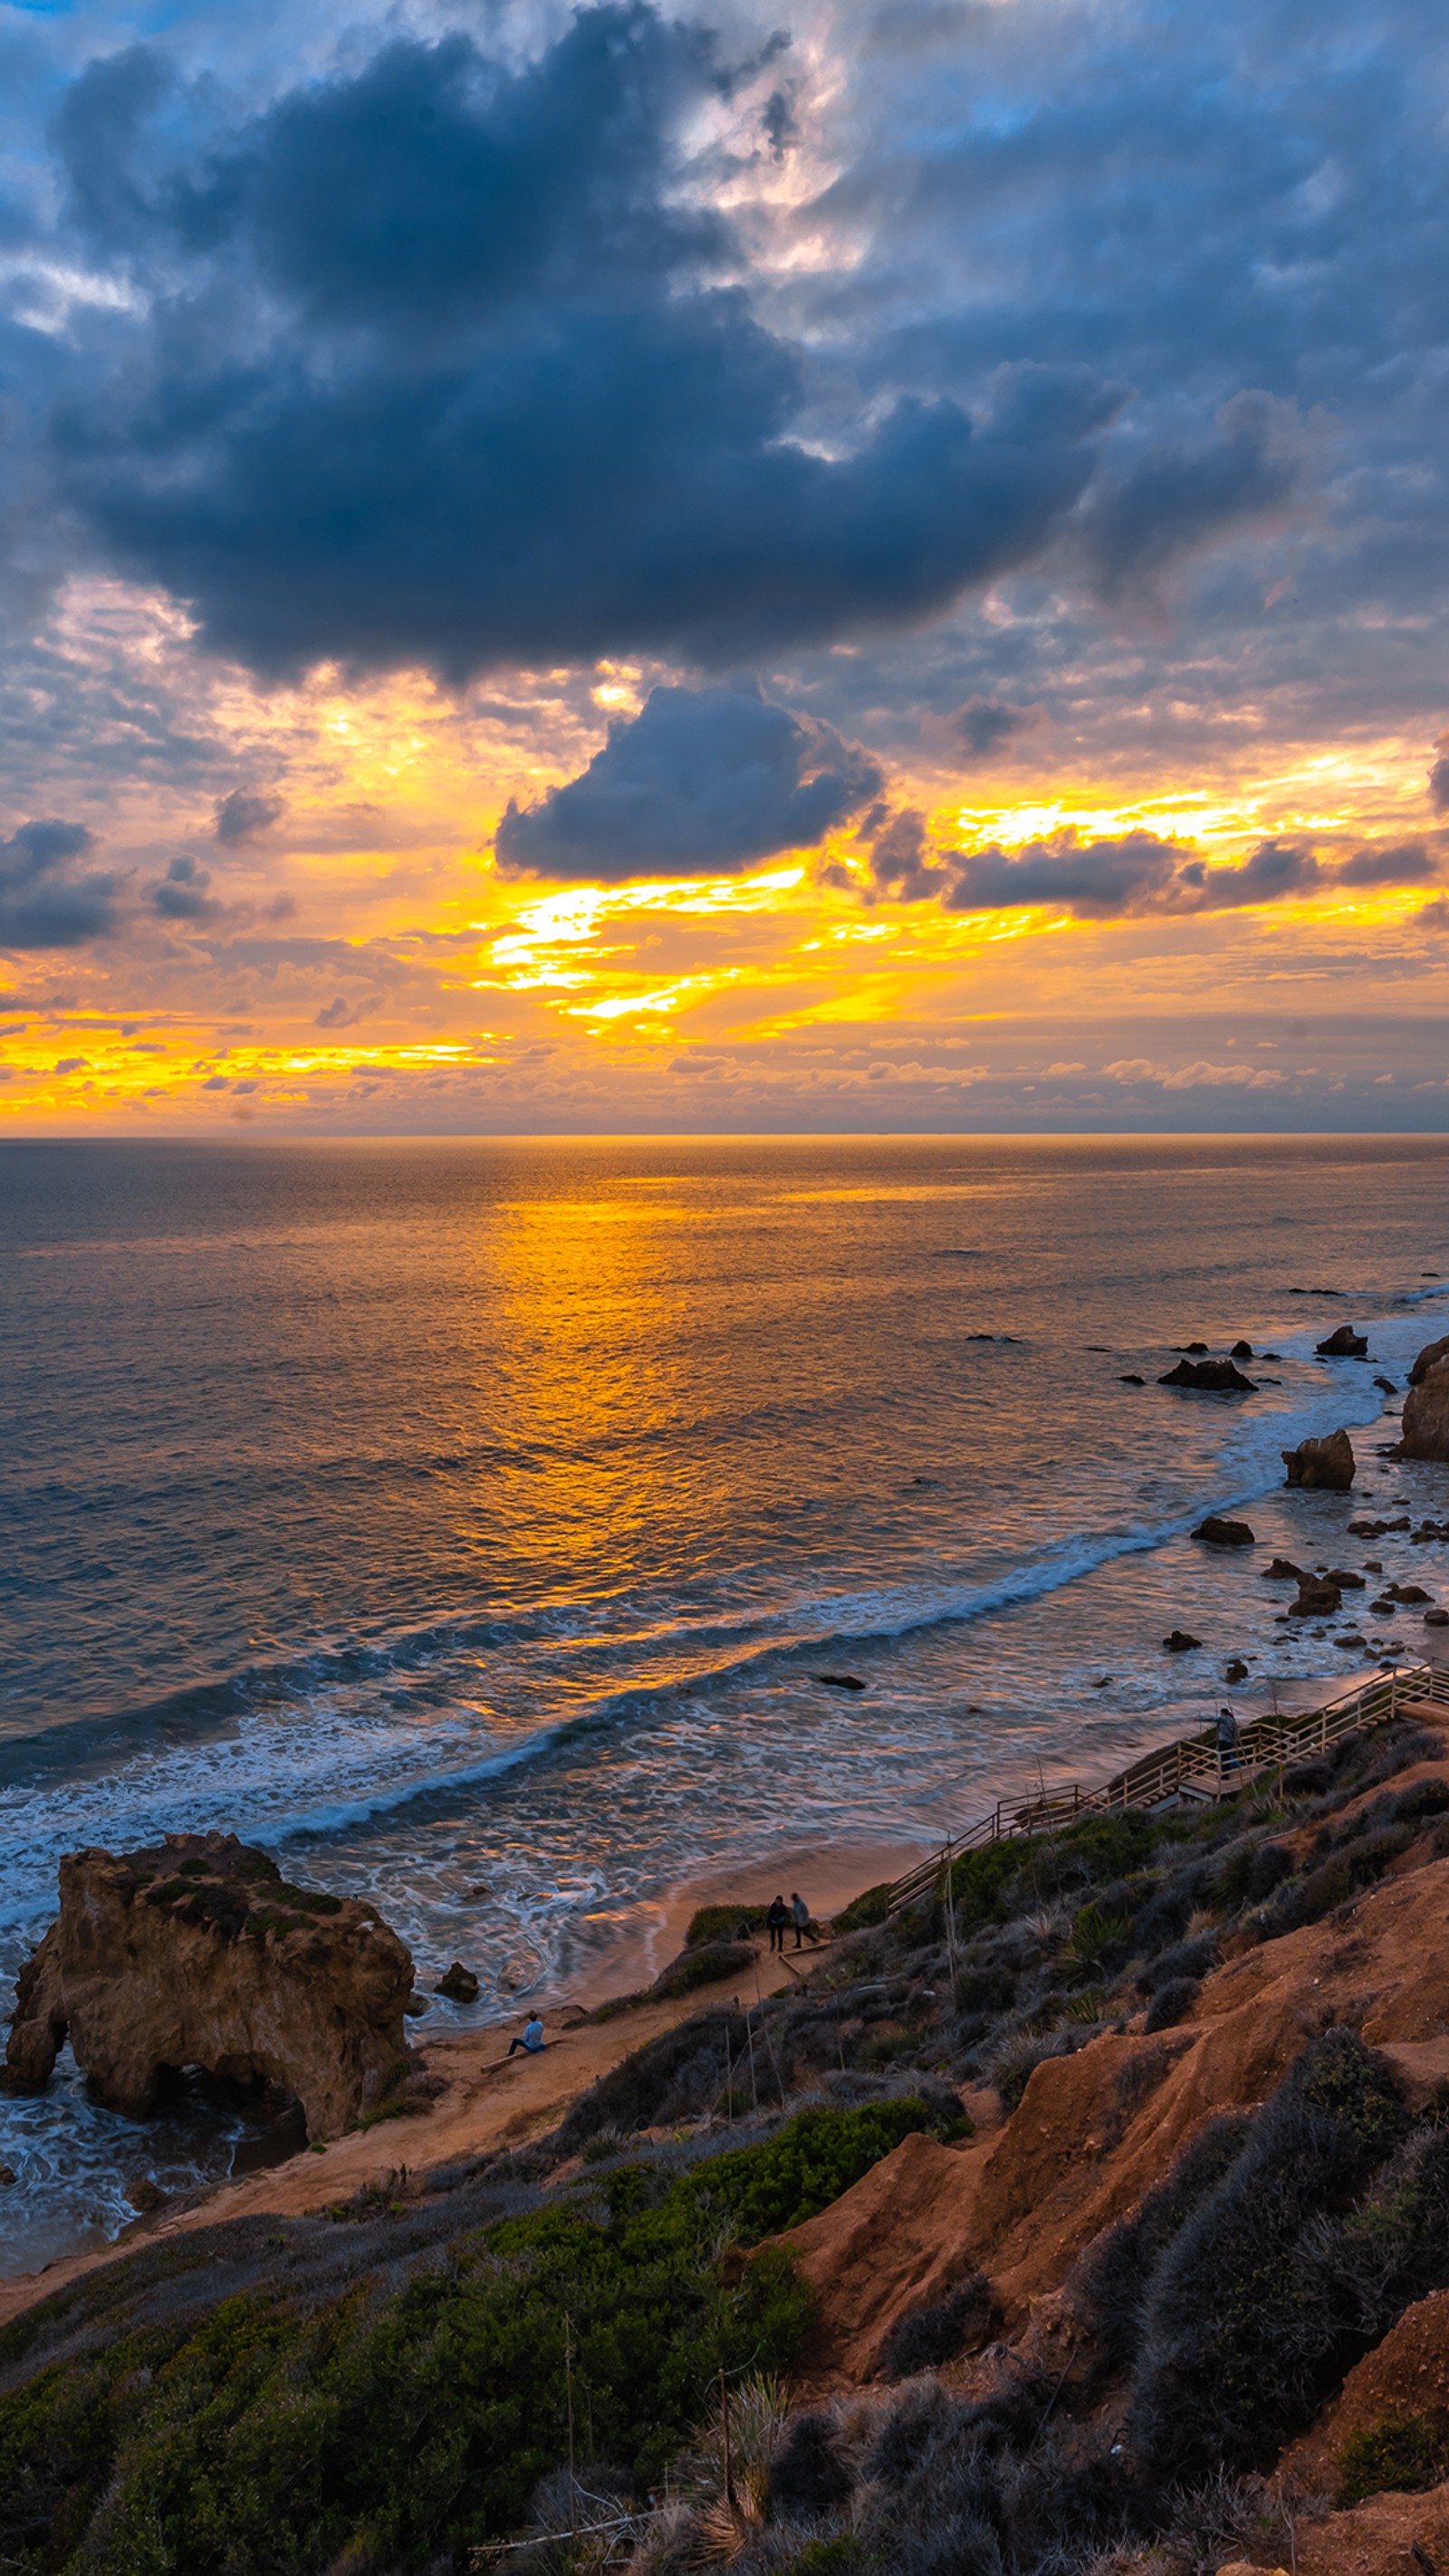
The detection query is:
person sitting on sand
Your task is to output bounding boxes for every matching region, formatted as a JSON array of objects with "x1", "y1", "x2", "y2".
[
  {"x1": 766, "y1": 1895, "x2": 789, "y2": 1955},
  {"x1": 507, "y1": 2014, "x2": 546, "y2": 2057},
  {"x1": 790, "y1": 1891, "x2": 817, "y2": 1950},
  {"x1": 1217, "y1": 1706, "x2": 1240, "y2": 1771}
]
